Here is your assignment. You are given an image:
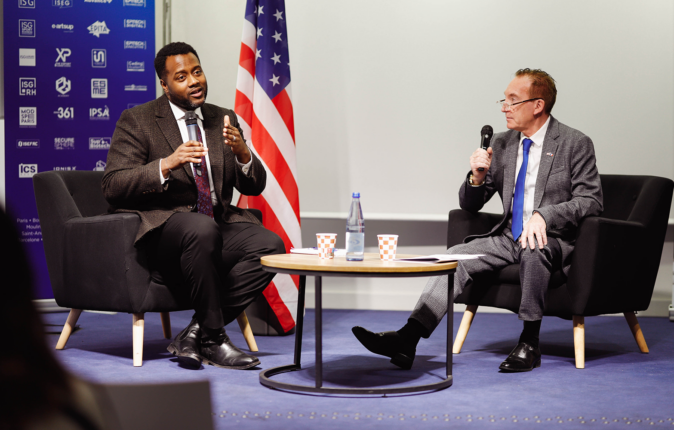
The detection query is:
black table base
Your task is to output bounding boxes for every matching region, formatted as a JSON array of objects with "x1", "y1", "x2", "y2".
[{"x1": 259, "y1": 269, "x2": 455, "y2": 395}]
